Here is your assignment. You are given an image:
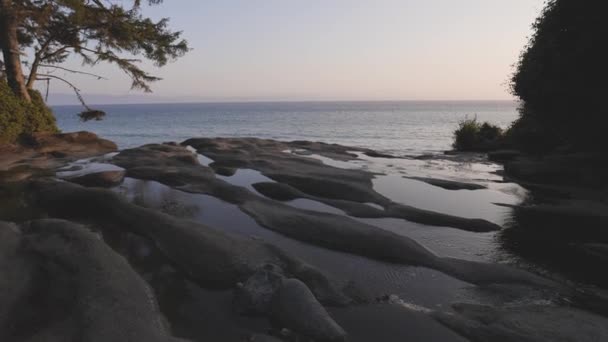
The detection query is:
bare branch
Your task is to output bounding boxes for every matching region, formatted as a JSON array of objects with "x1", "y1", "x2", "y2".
[
  {"x1": 37, "y1": 73, "x2": 106, "y2": 121},
  {"x1": 37, "y1": 73, "x2": 89, "y2": 110},
  {"x1": 38, "y1": 64, "x2": 108, "y2": 80}
]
